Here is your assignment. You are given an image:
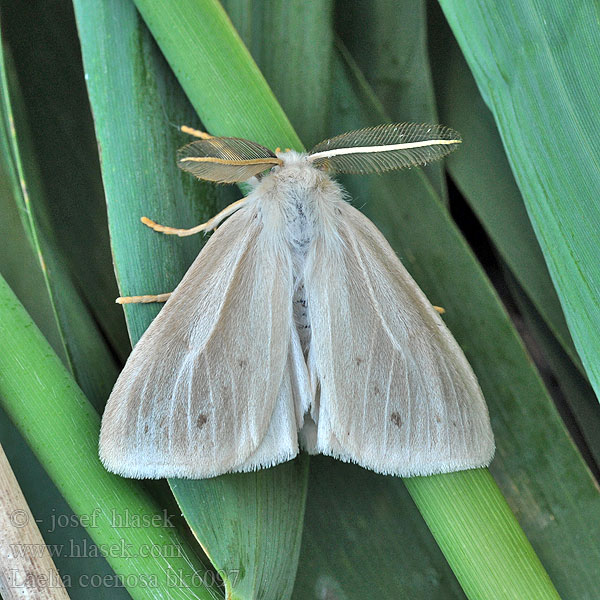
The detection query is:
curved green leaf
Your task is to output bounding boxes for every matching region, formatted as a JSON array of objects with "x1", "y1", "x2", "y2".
[
  {"x1": 336, "y1": 0, "x2": 447, "y2": 201},
  {"x1": 427, "y1": 4, "x2": 582, "y2": 375},
  {"x1": 0, "y1": 21, "x2": 130, "y2": 596},
  {"x1": 135, "y1": 0, "x2": 301, "y2": 151},
  {"x1": 172, "y1": 459, "x2": 308, "y2": 600},
  {"x1": 439, "y1": 0, "x2": 600, "y2": 402},
  {"x1": 0, "y1": 23, "x2": 118, "y2": 409},
  {"x1": 0, "y1": 0, "x2": 129, "y2": 362},
  {"x1": 0, "y1": 274, "x2": 213, "y2": 600}
]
